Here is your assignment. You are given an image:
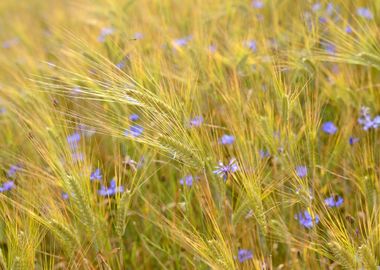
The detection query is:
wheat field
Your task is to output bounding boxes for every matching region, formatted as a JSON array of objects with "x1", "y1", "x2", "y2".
[{"x1": 0, "y1": 0, "x2": 380, "y2": 269}]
